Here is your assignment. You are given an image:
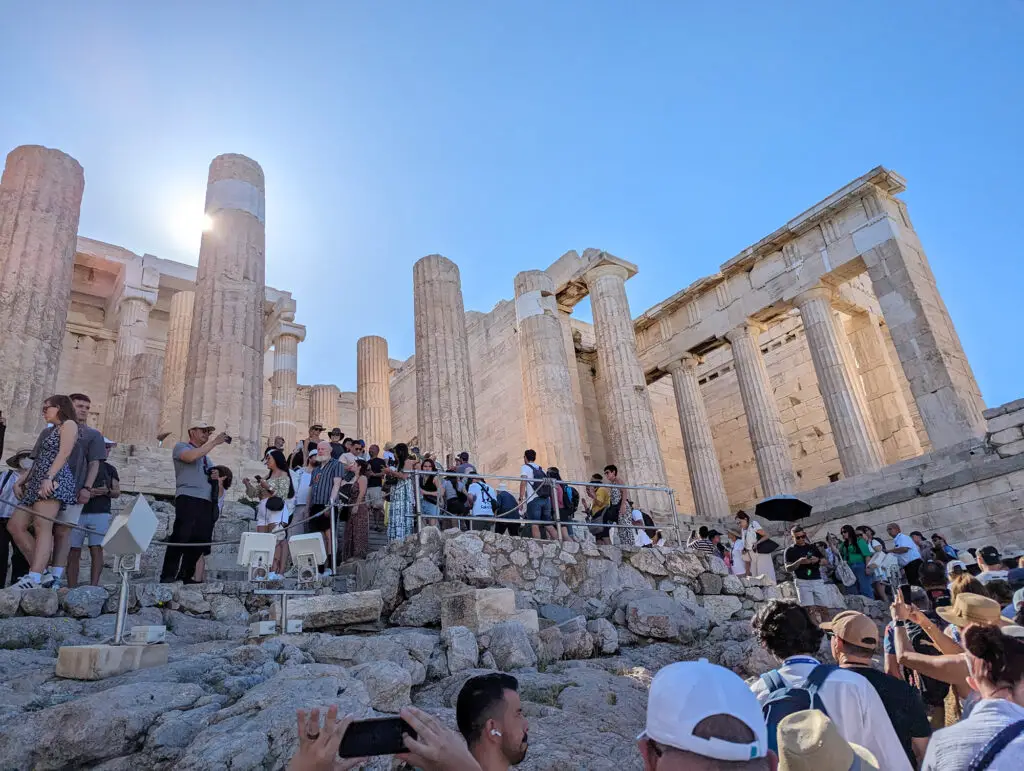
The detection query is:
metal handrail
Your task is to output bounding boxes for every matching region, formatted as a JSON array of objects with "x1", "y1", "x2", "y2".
[{"x1": 411, "y1": 467, "x2": 674, "y2": 493}]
